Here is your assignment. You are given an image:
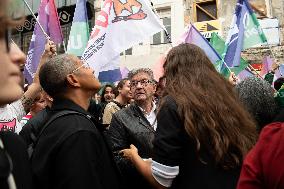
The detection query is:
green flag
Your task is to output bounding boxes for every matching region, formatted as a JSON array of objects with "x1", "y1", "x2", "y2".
[
  {"x1": 67, "y1": 0, "x2": 90, "y2": 56},
  {"x1": 210, "y1": 32, "x2": 248, "y2": 78},
  {"x1": 243, "y1": 8, "x2": 267, "y2": 49}
]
